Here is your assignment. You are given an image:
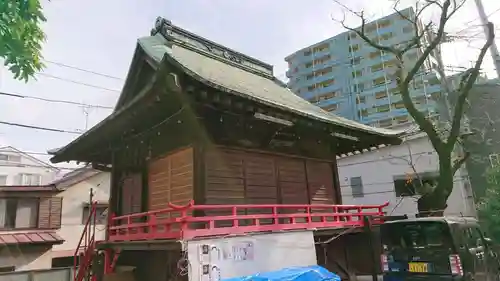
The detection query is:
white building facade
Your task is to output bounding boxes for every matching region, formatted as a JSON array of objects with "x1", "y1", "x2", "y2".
[
  {"x1": 0, "y1": 146, "x2": 60, "y2": 186},
  {"x1": 338, "y1": 132, "x2": 476, "y2": 217},
  {"x1": 50, "y1": 167, "x2": 110, "y2": 265}
]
